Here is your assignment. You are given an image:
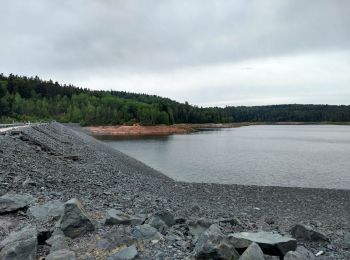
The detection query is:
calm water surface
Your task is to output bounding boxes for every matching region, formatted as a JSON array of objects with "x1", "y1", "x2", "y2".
[{"x1": 98, "y1": 125, "x2": 350, "y2": 189}]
